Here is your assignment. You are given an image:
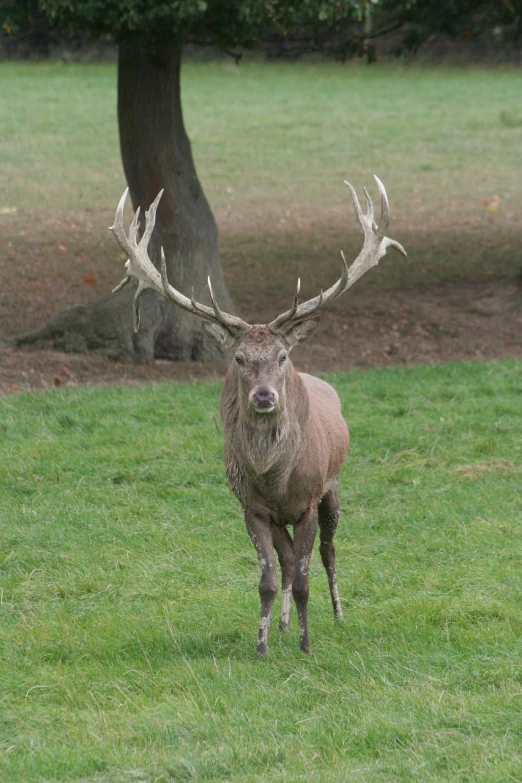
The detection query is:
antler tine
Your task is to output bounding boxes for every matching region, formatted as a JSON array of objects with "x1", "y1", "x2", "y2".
[
  {"x1": 268, "y1": 177, "x2": 406, "y2": 335},
  {"x1": 318, "y1": 251, "x2": 349, "y2": 307},
  {"x1": 111, "y1": 274, "x2": 131, "y2": 294},
  {"x1": 344, "y1": 180, "x2": 365, "y2": 232},
  {"x1": 110, "y1": 188, "x2": 134, "y2": 293},
  {"x1": 373, "y1": 175, "x2": 389, "y2": 228},
  {"x1": 109, "y1": 187, "x2": 133, "y2": 256},
  {"x1": 128, "y1": 206, "x2": 141, "y2": 247},
  {"x1": 363, "y1": 187, "x2": 374, "y2": 226},
  {"x1": 383, "y1": 237, "x2": 407, "y2": 257},
  {"x1": 338, "y1": 249, "x2": 349, "y2": 289},
  {"x1": 206, "y1": 275, "x2": 248, "y2": 332},
  {"x1": 160, "y1": 247, "x2": 205, "y2": 317},
  {"x1": 159, "y1": 246, "x2": 171, "y2": 299},
  {"x1": 207, "y1": 276, "x2": 223, "y2": 320},
  {"x1": 262, "y1": 277, "x2": 301, "y2": 331},
  {"x1": 268, "y1": 278, "x2": 297, "y2": 331},
  {"x1": 160, "y1": 248, "x2": 220, "y2": 319},
  {"x1": 313, "y1": 249, "x2": 349, "y2": 309},
  {"x1": 133, "y1": 283, "x2": 145, "y2": 333},
  {"x1": 289, "y1": 277, "x2": 301, "y2": 318},
  {"x1": 139, "y1": 189, "x2": 164, "y2": 252}
]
